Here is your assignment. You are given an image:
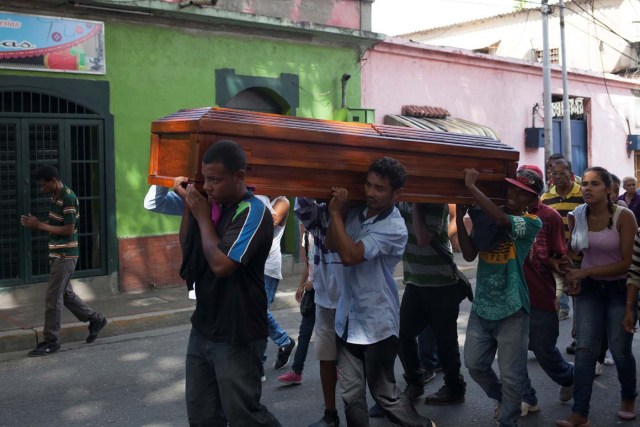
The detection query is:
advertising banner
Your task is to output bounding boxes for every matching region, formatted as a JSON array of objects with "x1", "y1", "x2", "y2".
[{"x1": 0, "y1": 12, "x2": 105, "y2": 74}]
